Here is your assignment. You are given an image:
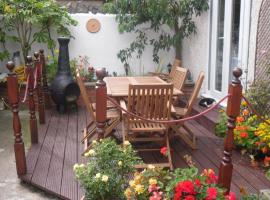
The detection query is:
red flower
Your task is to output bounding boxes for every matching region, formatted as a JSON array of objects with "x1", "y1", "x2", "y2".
[
  {"x1": 194, "y1": 179, "x2": 201, "y2": 187},
  {"x1": 160, "y1": 147, "x2": 168, "y2": 156},
  {"x1": 185, "y1": 195, "x2": 195, "y2": 200},
  {"x1": 174, "y1": 180, "x2": 196, "y2": 198},
  {"x1": 225, "y1": 192, "x2": 236, "y2": 200},
  {"x1": 240, "y1": 132, "x2": 248, "y2": 138},
  {"x1": 255, "y1": 141, "x2": 260, "y2": 146},
  {"x1": 205, "y1": 187, "x2": 218, "y2": 200}
]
